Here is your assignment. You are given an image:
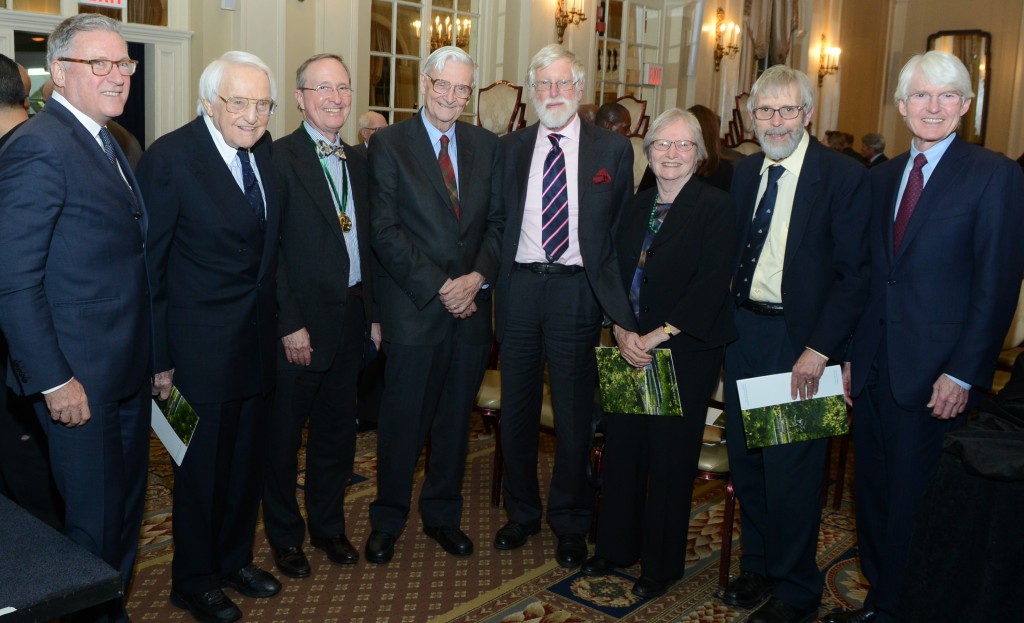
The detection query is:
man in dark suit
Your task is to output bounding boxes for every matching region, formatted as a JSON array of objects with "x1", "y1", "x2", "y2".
[
  {"x1": 352, "y1": 110, "x2": 386, "y2": 158},
  {"x1": 262, "y1": 53, "x2": 379, "y2": 578},
  {"x1": 829, "y1": 51, "x2": 1024, "y2": 623},
  {"x1": 493, "y1": 43, "x2": 642, "y2": 568},
  {"x1": 0, "y1": 15, "x2": 150, "y2": 623},
  {"x1": 860, "y1": 133, "x2": 888, "y2": 169},
  {"x1": 138, "y1": 51, "x2": 281, "y2": 623},
  {"x1": 366, "y1": 45, "x2": 503, "y2": 564},
  {"x1": 722, "y1": 65, "x2": 870, "y2": 623}
]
